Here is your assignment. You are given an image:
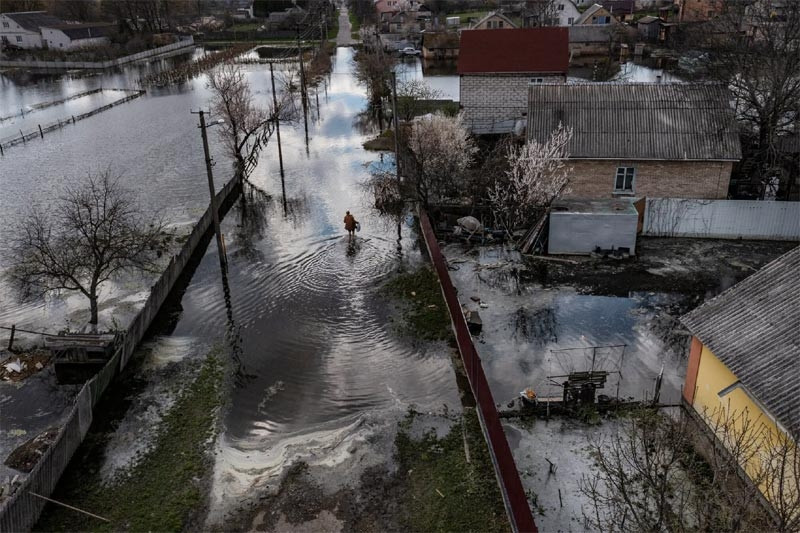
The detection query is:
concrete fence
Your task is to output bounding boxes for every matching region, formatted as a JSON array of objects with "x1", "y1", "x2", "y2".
[
  {"x1": 642, "y1": 198, "x2": 800, "y2": 240},
  {"x1": 0, "y1": 37, "x2": 195, "y2": 70},
  {"x1": 0, "y1": 173, "x2": 242, "y2": 532}
]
